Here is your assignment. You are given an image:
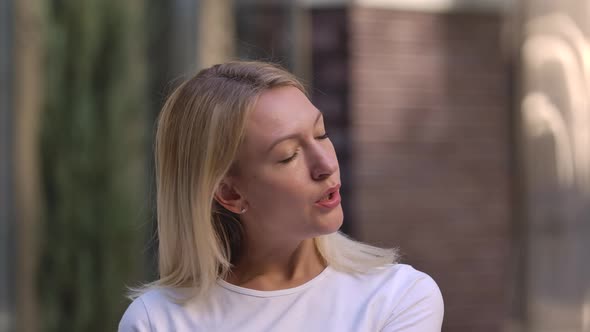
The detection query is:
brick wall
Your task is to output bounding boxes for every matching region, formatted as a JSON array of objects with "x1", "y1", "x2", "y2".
[{"x1": 313, "y1": 8, "x2": 512, "y2": 332}]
